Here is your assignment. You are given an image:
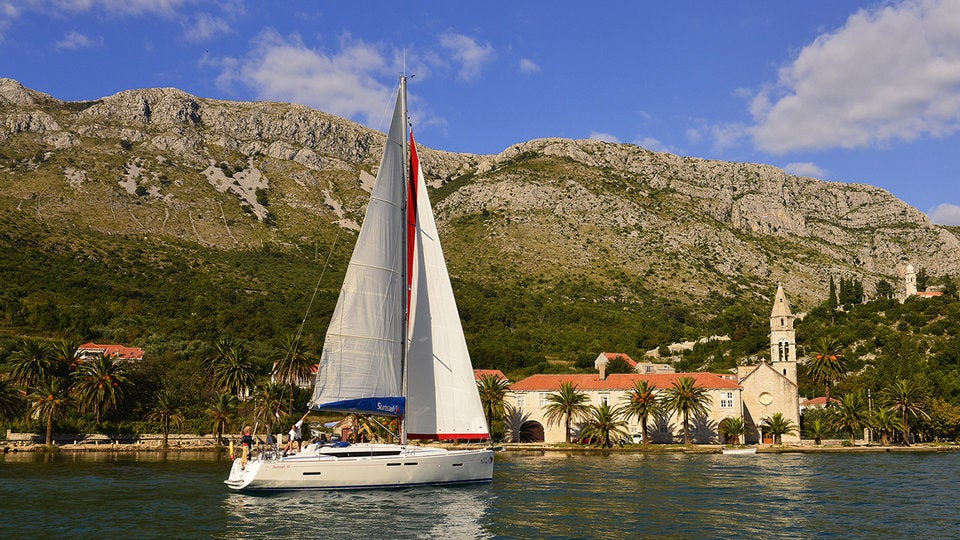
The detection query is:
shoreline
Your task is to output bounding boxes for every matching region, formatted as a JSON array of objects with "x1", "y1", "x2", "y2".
[{"x1": 5, "y1": 439, "x2": 960, "y2": 454}]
